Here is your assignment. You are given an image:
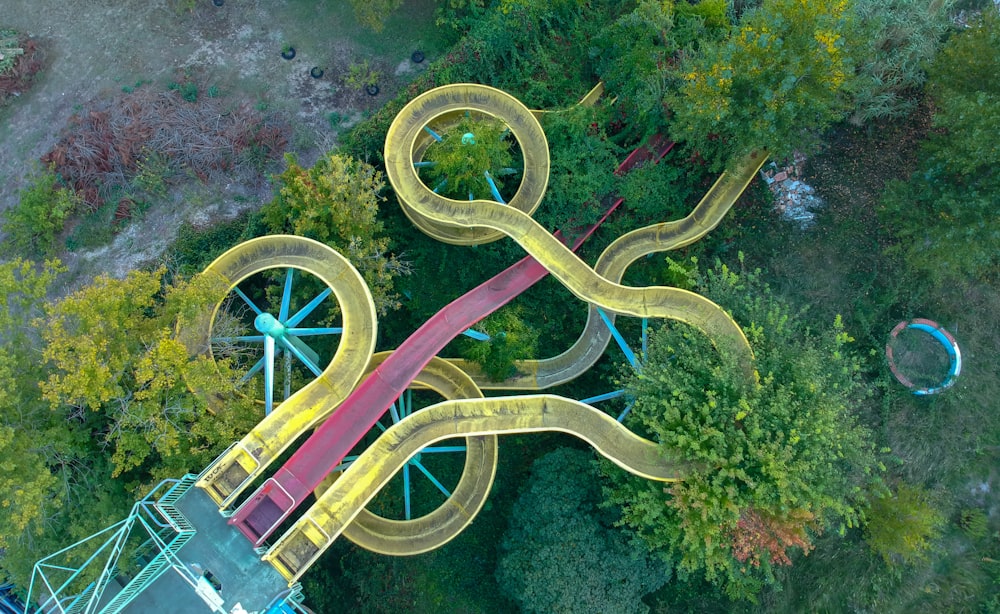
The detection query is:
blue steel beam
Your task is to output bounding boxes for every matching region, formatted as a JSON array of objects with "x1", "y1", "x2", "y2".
[
  {"x1": 286, "y1": 288, "x2": 331, "y2": 327},
  {"x1": 596, "y1": 308, "x2": 640, "y2": 369}
]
